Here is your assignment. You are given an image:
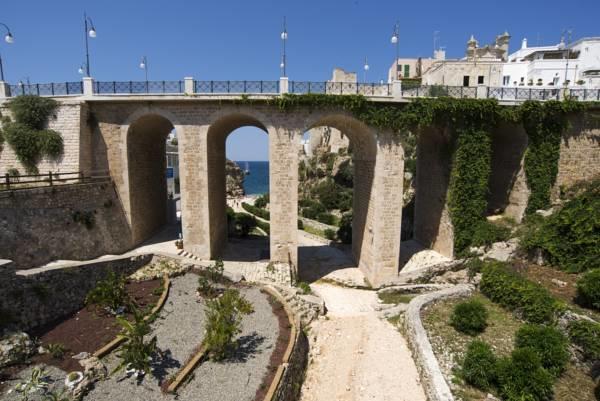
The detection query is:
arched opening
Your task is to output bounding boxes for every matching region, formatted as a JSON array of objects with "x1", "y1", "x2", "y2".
[
  {"x1": 206, "y1": 113, "x2": 270, "y2": 261},
  {"x1": 297, "y1": 114, "x2": 378, "y2": 283},
  {"x1": 126, "y1": 114, "x2": 178, "y2": 245}
]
